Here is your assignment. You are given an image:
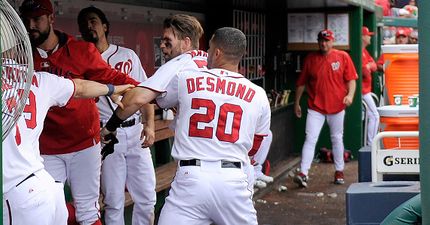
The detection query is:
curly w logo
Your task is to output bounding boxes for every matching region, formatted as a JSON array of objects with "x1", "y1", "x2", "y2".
[{"x1": 331, "y1": 61, "x2": 340, "y2": 71}]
